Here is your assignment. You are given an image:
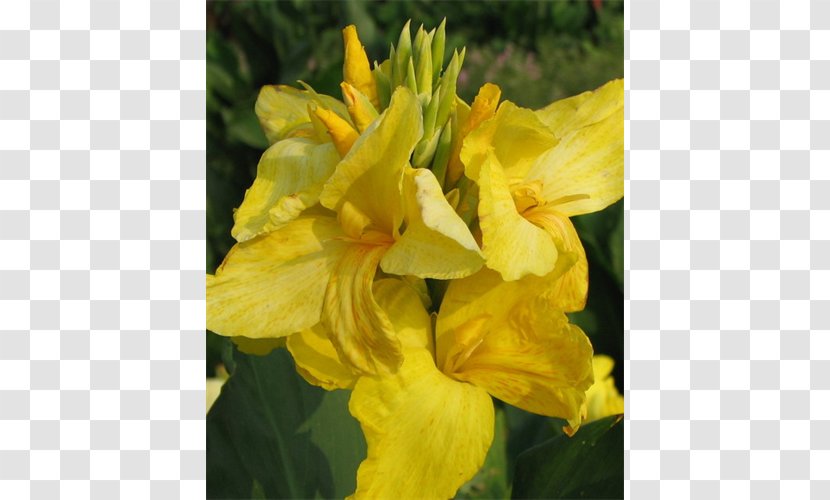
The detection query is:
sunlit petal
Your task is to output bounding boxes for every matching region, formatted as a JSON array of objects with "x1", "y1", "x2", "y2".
[
  {"x1": 381, "y1": 167, "x2": 484, "y2": 279},
  {"x1": 231, "y1": 138, "x2": 340, "y2": 242},
  {"x1": 207, "y1": 216, "x2": 348, "y2": 339},
  {"x1": 349, "y1": 350, "x2": 493, "y2": 500},
  {"x1": 319, "y1": 87, "x2": 423, "y2": 236}
]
